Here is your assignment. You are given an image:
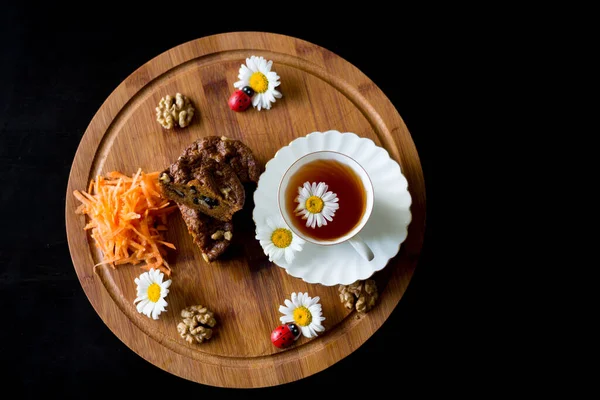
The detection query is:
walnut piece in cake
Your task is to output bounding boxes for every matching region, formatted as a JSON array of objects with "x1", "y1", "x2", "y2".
[{"x1": 176, "y1": 203, "x2": 233, "y2": 262}]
